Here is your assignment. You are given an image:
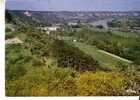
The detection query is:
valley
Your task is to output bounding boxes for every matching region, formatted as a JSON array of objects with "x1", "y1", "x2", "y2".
[{"x1": 5, "y1": 10, "x2": 140, "y2": 96}]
